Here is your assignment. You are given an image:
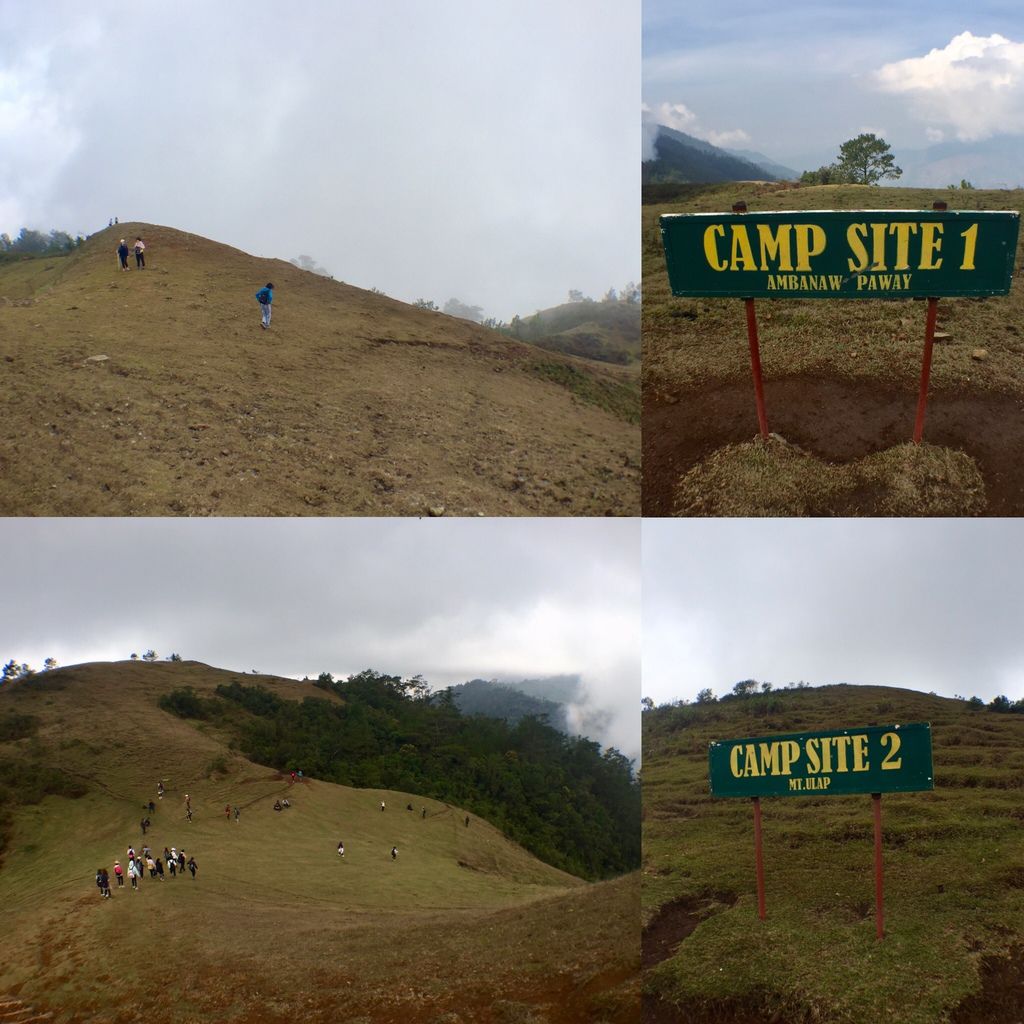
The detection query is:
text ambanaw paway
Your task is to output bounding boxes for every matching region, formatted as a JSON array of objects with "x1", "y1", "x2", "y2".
[
  {"x1": 708, "y1": 723, "x2": 934, "y2": 798},
  {"x1": 661, "y1": 210, "x2": 1019, "y2": 299}
]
